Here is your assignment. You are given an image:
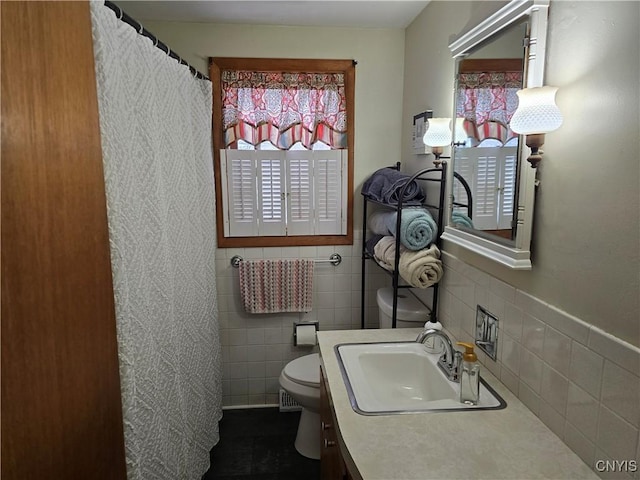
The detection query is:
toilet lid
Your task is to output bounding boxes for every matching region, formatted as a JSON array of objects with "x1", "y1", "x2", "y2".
[{"x1": 283, "y1": 353, "x2": 320, "y2": 388}]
